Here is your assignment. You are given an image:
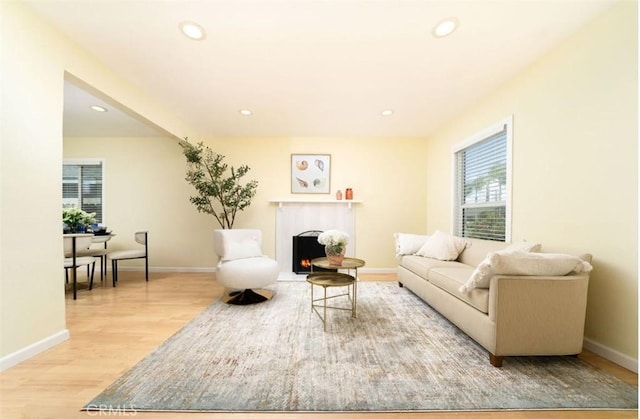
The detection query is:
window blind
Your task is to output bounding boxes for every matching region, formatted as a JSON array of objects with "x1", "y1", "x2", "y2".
[
  {"x1": 62, "y1": 162, "x2": 103, "y2": 223},
  {"x1": 454, "y1": 125, "x2": 508, "y2": 241}
]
